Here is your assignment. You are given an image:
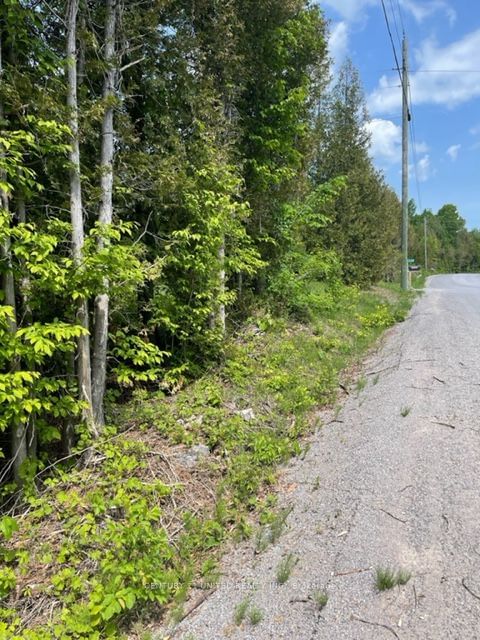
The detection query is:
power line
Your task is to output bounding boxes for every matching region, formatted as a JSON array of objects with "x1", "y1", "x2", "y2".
[
  {"x1": 380, "y1": 0, "x2": 411, "y2": 119},
  {"x1": 414, "y1": 69, "x2": 480, "y2": 73},
  {"x1": 380, "y1": 0, "x2": 402, "y2": 80},
  {"x1": 388, "y1": 0, "x2": 402, "y2": 50},
  {"x1": 395, "y1": 0, "x2": 405, "y2": 33}
]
